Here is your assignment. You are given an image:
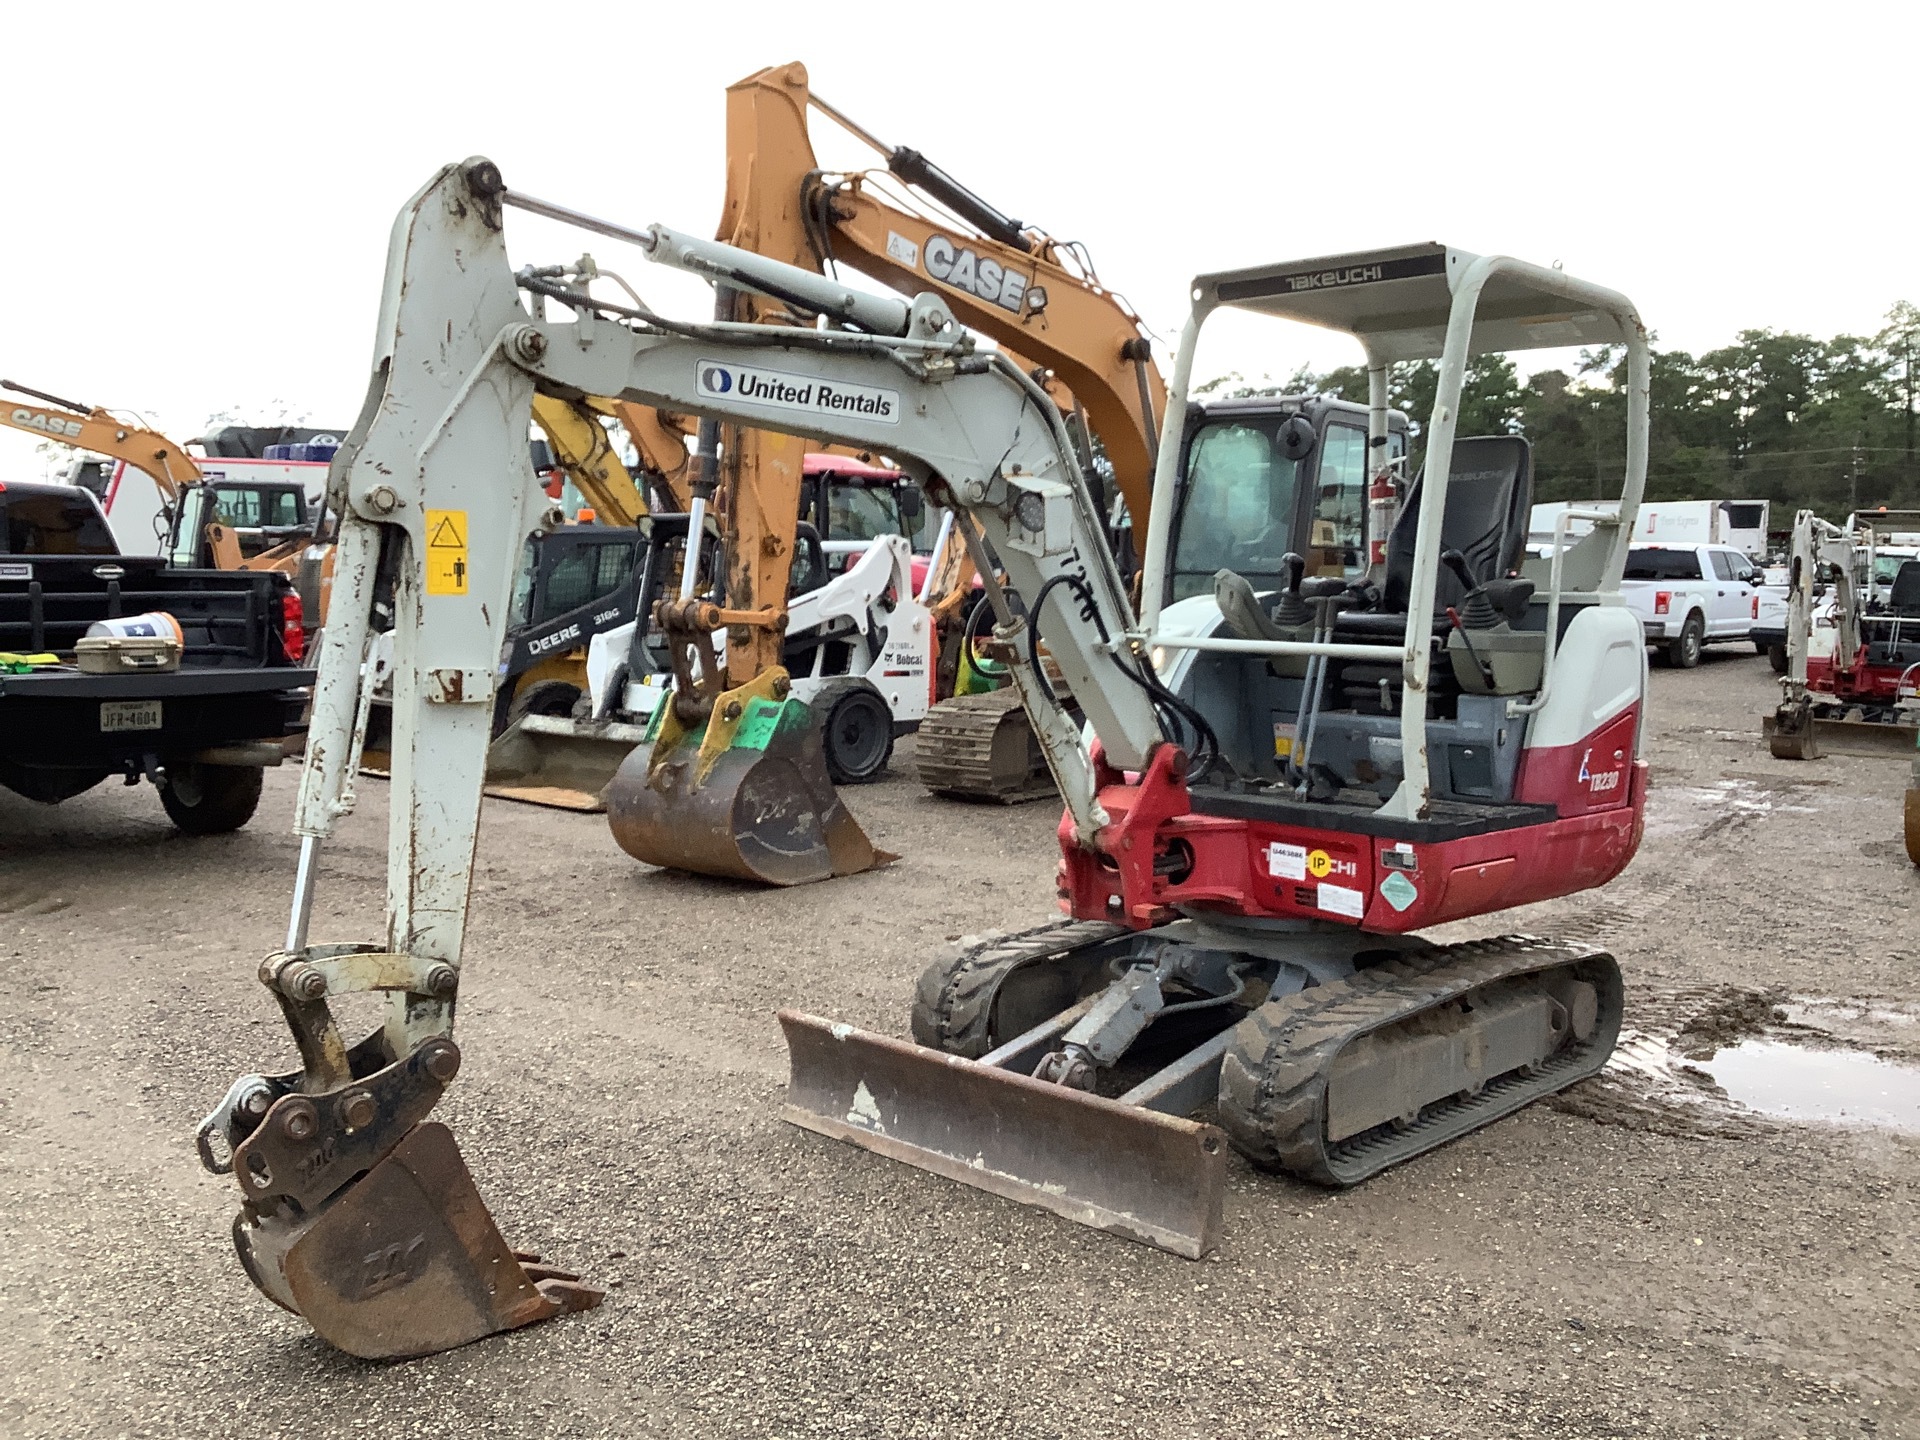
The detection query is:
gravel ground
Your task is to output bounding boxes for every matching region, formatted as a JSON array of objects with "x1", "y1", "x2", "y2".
[{"x1": 0, "y1": 645, "x2": 1915, "y2": 1438}]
